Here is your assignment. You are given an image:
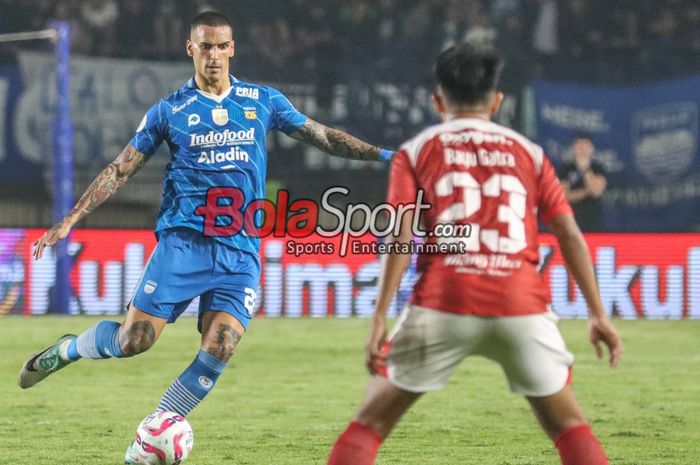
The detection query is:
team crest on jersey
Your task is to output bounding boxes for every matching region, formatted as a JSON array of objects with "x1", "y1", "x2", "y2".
[
  {"x1": 144, "y1": 280, "x2": 157, "y2": 294},
  {"x1": 244, "y1": 108, "x2": 257, "y2": 120},
  {"x1": 212, "y1": 108, "x2": 229, "y2": 126}
]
